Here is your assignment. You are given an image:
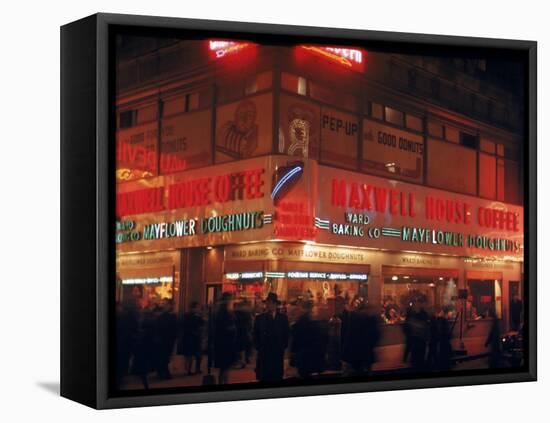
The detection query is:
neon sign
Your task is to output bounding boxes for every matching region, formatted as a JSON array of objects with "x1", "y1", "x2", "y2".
[
  {"x1": 209, "y1": 40, "x2": 250, "y2": 59},
  {"x1": 121, "y1": 276, "x2": 173, "y2": 285},
  {"x1": 225, "y1": 272, "x2": 263, "y2": 280},
  {"x1": 116, "y1": 168, "x2": 265, "y2": 217},
  {"x1": 300, "y1": 45, "x2": 365, "y2": 71},
  {"x1": 224, "y1": 271, "x2": 368, "y2": 281},
  {"x1": 140, "y1": 211, "x2": 266, "y2": 241},
  {"x1": 271, "y1": 162, "x2": 304, "y2": 203}
]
